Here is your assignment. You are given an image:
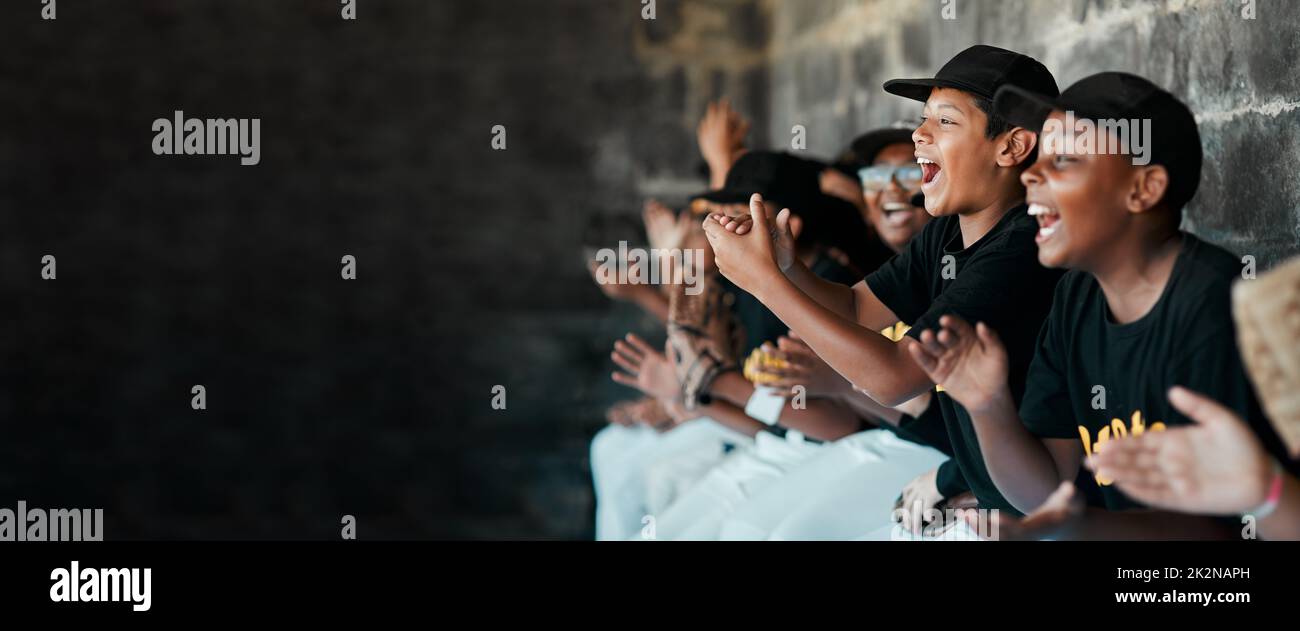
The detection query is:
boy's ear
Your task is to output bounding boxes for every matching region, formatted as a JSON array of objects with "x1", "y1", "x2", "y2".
[
  {"x1": 1128, "y1": 165, "x2": 1170, "y2": 214},
  {"x1": 996, "y1": 127, "x2": 1038, "y2": 168}
]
